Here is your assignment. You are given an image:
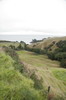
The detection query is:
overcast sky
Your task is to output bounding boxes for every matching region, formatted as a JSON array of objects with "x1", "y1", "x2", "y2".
[
  {"x1": 0, "y1": 0, "x2": 66, "y2": 36},
  {"x1": 0, "y1": 35, "x2": 54, "y2": 43}
]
